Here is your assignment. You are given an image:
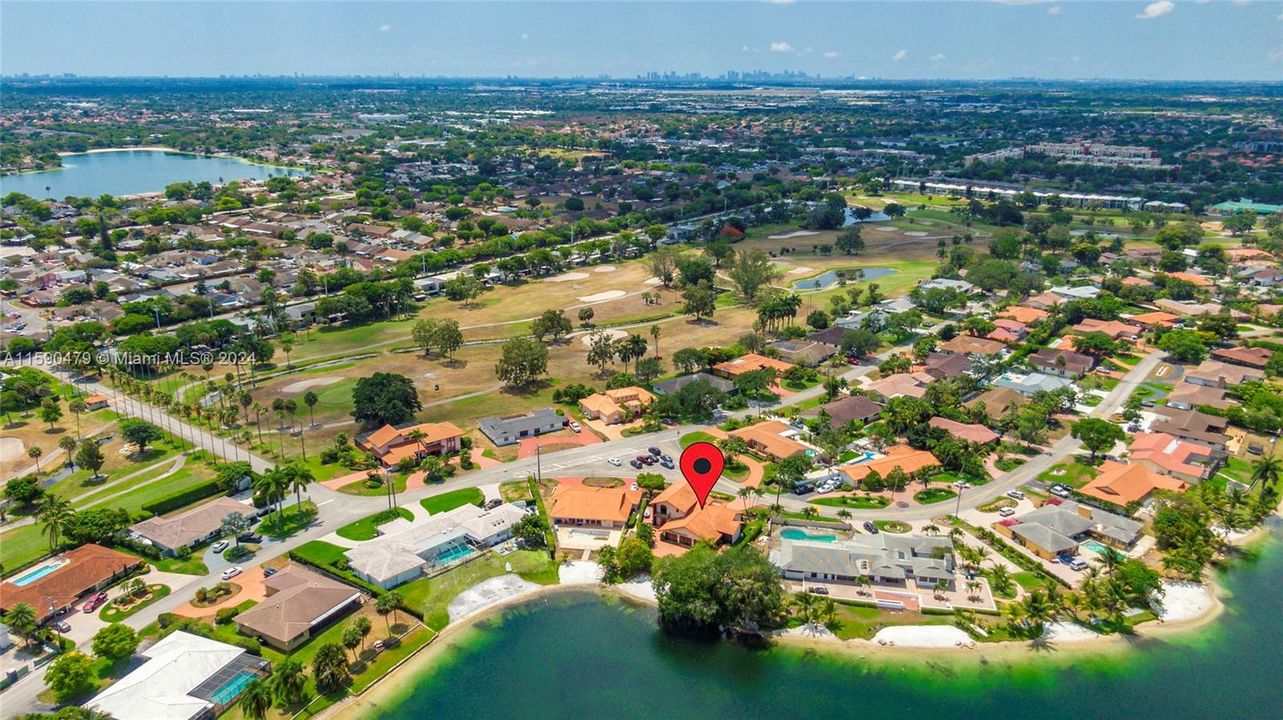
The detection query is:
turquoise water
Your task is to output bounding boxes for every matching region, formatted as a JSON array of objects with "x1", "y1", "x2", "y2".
[
  {"x1": 2, "y1": 150, "x2": 306, "y2": 199},
  {"x1": 374, "y1": 526, "x2": 1283, "y2": 719},
  {"x1": 779, "y1": 528, "x2": 837, "y2": 543},
  {"x1": 434, "y1": 545, "x2": 475, "y2": 565},
  {"x1": 791, "y1": 267, "x2": 898, "y2": 291},
  {"x1": 1082, "y1": 540, "x2": 1110, "y2": 554},
  {"x1": 9, "y1": 560, "x2": 64, "y2": 587},
  {"x1": 208, "y1": 670, "x2": 257, "y2": 705}
]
